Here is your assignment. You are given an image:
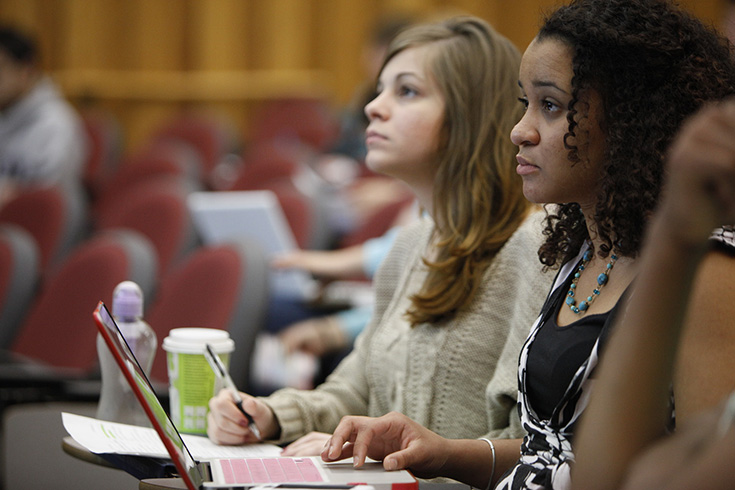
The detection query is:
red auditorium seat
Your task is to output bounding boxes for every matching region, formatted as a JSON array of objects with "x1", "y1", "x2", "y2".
[
  {"x1": 11, "y1": 229, "x2": 157, "y2": 372},
  {"x1": 146, "y1": 237, "x2": 268, "y2": 388}
]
